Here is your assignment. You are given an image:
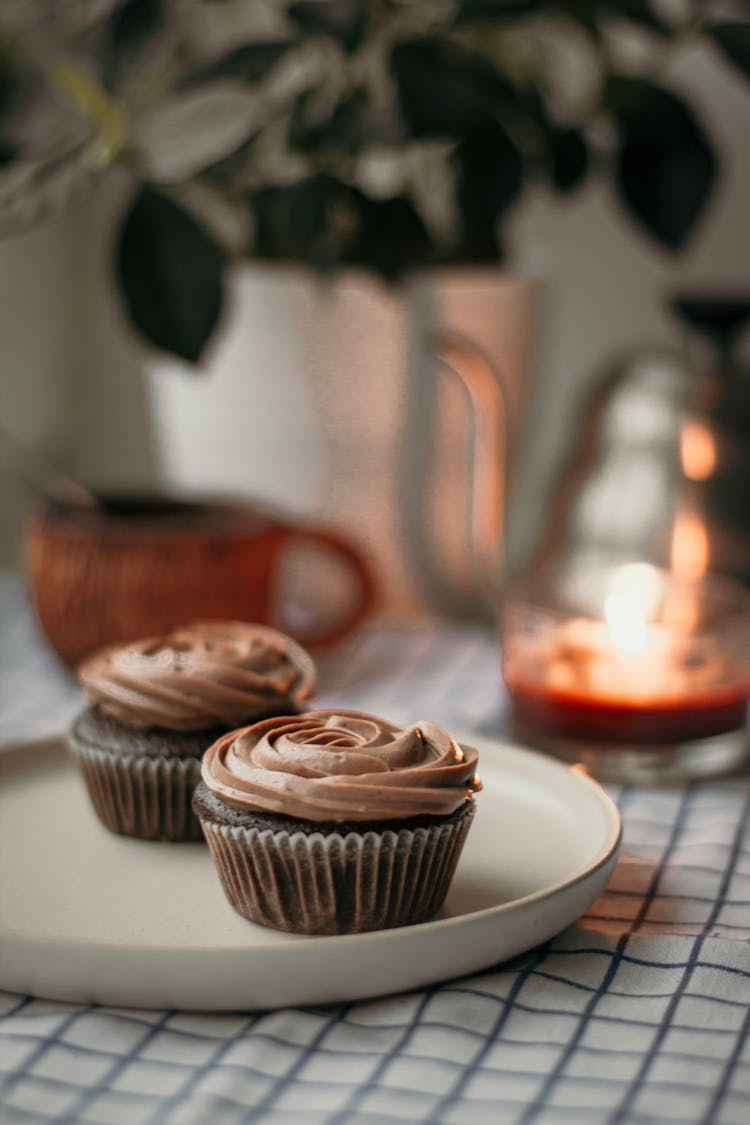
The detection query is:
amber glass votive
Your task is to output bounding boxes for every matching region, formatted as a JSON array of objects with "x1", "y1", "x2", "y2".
[{"x1": 501, "y1": 560, "x2": 750, "y2": 782}]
